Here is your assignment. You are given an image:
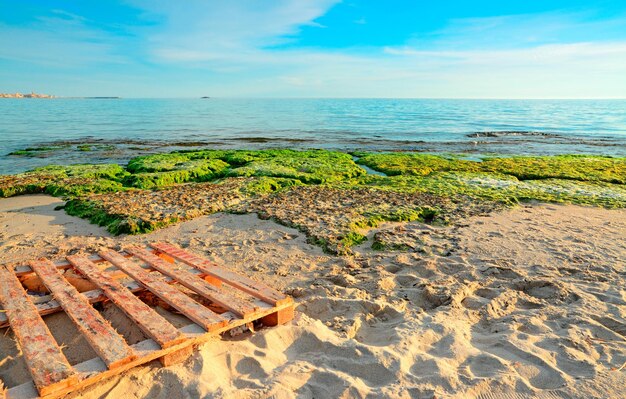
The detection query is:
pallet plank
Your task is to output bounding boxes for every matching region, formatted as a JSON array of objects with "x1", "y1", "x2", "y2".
[
  {"x1": 99, "y1": 250, "x2": 227, "y2": 332},
  {"x1": 127, "y1": 246, "x2": 259, "y2": 318},
  {"x1": 150, "y1": 242, "x2": 292, "y2": 306},
  {"x1": 28, "y1": 259, "x2": 136, "y2": 370},
  {"x1": 66, "y1": 255, "x2": 186, "y2": 349},
  {"x1": 8, "y1": 298, "x2": 291, "y2": 399},
  {"x1": 0, "y1": 266, "x2": 78, "y2": 396},
  {"x1": 0, "y1": 258, "x2": 210, "y2": 329}
]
